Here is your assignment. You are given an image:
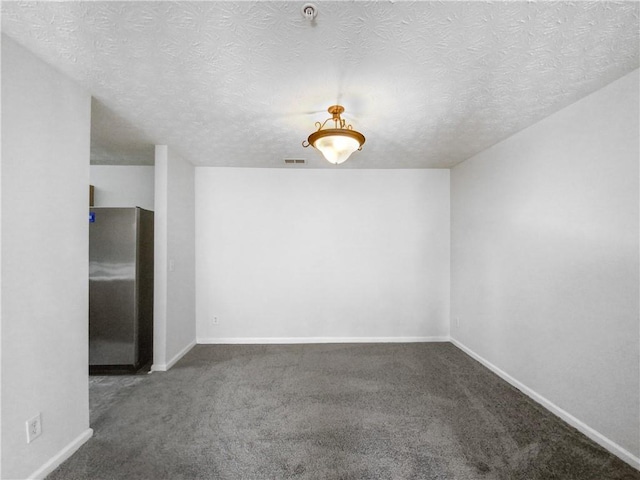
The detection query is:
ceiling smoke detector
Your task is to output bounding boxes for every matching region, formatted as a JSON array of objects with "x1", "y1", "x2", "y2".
[{"x1": 301, "y1": 3, "x2": 317, "y2": 20}]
